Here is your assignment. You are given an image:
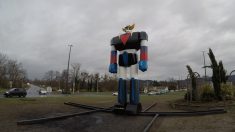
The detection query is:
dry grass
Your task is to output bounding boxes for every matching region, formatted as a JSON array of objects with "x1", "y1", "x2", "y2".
[
  {"x1": 149, "y1": 95, "x2": 235, "y2": 132},
  {"x1": 0, "y1": 91, "x2": 234, "y2": 132},
  {"x1": 0, "y1": 95, "x2": 116, "y2": 132}
]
